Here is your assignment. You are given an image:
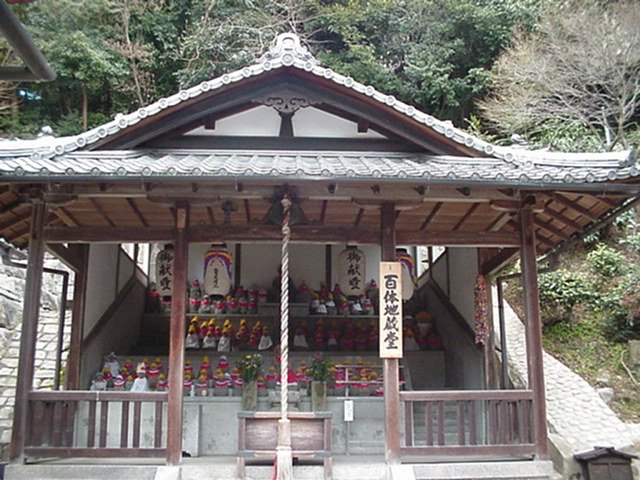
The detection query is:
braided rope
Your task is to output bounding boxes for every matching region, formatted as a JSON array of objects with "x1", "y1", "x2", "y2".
[{"x1": 280, "y1": 195, "x2": 292, "y2": 421}]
